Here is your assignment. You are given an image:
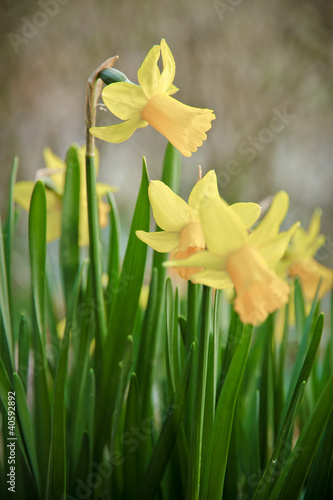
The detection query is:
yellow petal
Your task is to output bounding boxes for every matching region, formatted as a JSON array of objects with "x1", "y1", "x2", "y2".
[
  {"x1": 158, "y1": 39, "x2": 176, "y2": 93},
  {"x1": 98, "y1": 200, "x2": 110, "y2": 229},
  {"x1": 178, "y1": 222, "x2": 205, "y2": 251},
  {"x1": 14, "y1": 182, "x2": 34, "y2": 211},
  {"x1": 90, "y1": 116, "x2": 148, "y2": 143},
  {"x1": 43, "y1": 147, "x2": 65, "y2": 171},
  {"x1": 252, "y1": 222, "x2": 300, "y2": 268},
  {"x1": 289, "y1": 258, "x2": 333, "y2": 301},
  {"x1": 78, "y1": 205, "x2": 89, "y2": 247},
  {"x1": 226, "y1": 245, "x2": 290, "y2": 325},
  {"x1": 137, "y1": 43, "x2": 161, "y2": 98},
  {"x1": 230, "y1": 202, "x2": 261, "y2": 229},
  {"x1": 250, "y1": 191, "x2": 289, "y2": 246},
  {"x1": 189, "y1": 269, "x2": 231, "y2": 288},
  {"x1": 45, "y1": 190, "x2": 62, "y2": 212},
  {"x1": 148, "y1": 180, "x2": 192, "y2": 232},
  {"x1": 102, "y1": 82, "x2": 148, "y2": 120},
  {"x1": 200, "y1": 196, "x2": 248, "y2": 257},
  {"x1": 43, "y1": 148, "x2": 66, "y2": 190},
  {"x1": 165, "y1": 250, "x2": 223, "y2": 271},
  {"x1": 96, "y1": 183, "x2": 118, "y2": 198},
  {"x1": 141, "y1": 93, "x2": 215, "y2": 157},
  {"x1": 188, "y1": 170, "x2": 219, "y2": 211},
  {"x1": 165, "y1": 84, "x2": 179, "y2": 96},
  {"x1": 46, "y1": 210, "x2": 62, "y2": 242},
  {"x1": 136, "y1": 230, "x2": 179, "y2": 252}
]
